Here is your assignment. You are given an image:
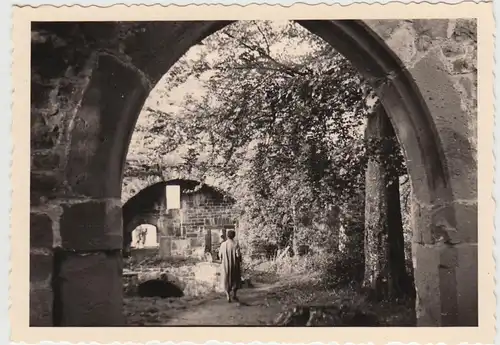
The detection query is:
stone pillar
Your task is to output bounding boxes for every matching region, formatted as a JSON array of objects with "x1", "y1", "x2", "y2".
[
  {"x1": 205, "y1": 228, "x2": 212, "y2": 253},
  {"x1": 31, "y1": 25, "x2": 151, "y2": 326},
  {"x1": 411, "y1": 197, "x2": 478, "y2": 326},
  {"x1": 159, "y1": 236, "x2": 173, "y2": 258},
  {"x1": 158, "y1": 210, "x2": 180, "y2": 258},
  {"x1": 30, "y1": 213, "x2": 55, "y2": 326},
  {"x1": 157, "y1": 214, "x2": 171, "y2": 258}
]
